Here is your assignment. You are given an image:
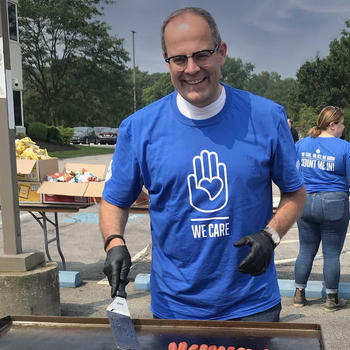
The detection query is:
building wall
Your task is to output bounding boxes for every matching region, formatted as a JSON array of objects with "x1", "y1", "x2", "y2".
[
  {"x1": 8, "y1": 0, "x2": 25, "y2": 134},
  {"x1": 10, "y1": 42, "x2": 23, "y2": 90}
]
